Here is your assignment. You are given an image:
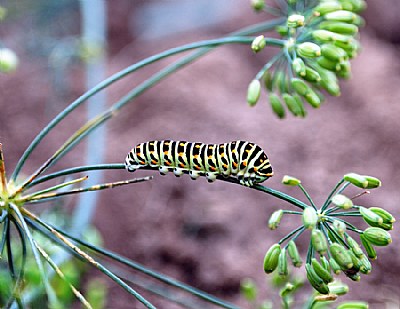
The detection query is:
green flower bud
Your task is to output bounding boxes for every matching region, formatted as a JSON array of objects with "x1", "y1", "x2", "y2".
[
  {"x1": 329, "y1": 257, "x2": 341, "y2": 274},
  {"x1": 263, "y1": 244, "x2": 281, "y2": 273},
  {"x1": 240, "y1": 278, "x2": 257, "y2": 301},
  {"x1": 337, "y1": 60, "x2": 352, "y2": 79},
  {"x1": 333, "y1": 220, "x2": 346, "y2": 235},
  {"x1": 291, "y1": 78, "x2": 309, "y2": 96},
  {"x1": 363, "y1": 175, "x2": 382, "y2": 189},
  {"x1": 313, "y1": 30, "x2": 352, "y2": 44},
  {"x1": 293, "y1": 95, "x2": 307, "y2": 117},
  {"x1": 321, "y1": 44, "x2": 348, "y2": 62},
  {"x1": 282, "y1": 175, "x2": 301, "y2": 186},
  {"x1": 251, "y1": 35, "x2": 266, "y2": 53},
  {"x1": 343, "y1": 173, "x2": 368, "y2": 188},
  {"x1": 320, "y1": 255, "x2": 331, "y2": 272},
  {"x1": 287, "y1": 240, "x2": 302, "y2": 267},
  {"x1": 336, "y1": 302, "x2": 368, "y2": 309},
  {"x1": 275, "y1": 25, "x2": 289, "y2": 37},
  {"x1": 0, "y1": 6, "x2": 7, "y2": 21},
  {"x1": 331, "y1": 194, "x2": 353, "y2": 209},
  {"x1": 317, "y1": 56, "x2": 341, "y2": 72},
  {"x1": 369, "y1": 207, "x2": 395, "y2": 223},
  {"x1": 334, "y1": 39, "x2": 360, "y2": 58},
  {"x1": 330, "y1": 243, "x2": 353, "y2": 269},
  {"x1": 272, "y1": 71, "x2": 288, "y2": 94},
  {"x1": 344, "y1": 270, "x2": 361, "y2": 281},
  {"x1": 346, "y1": 234, "x2": 363, "y2": 257},
  {"x1": 313, "y1": 1, "x2": 342, "y2": 16},
  {"x1": 360, "y1": 234, "x2": 377, "y2": 259},
  {"x1": 292, "y1": 58, "x2": 306, "y2": 76},
  {"x1": 282, "y1": 93, "x2": 303, "y2": 117},
  {"x1": 269, "y1": 93, "x2": 286, "y2": 118},
  {"x1": 319, "y1": 21, "x2": 359, "y2": 35},
  {"x1": 287, "y1": 14, "x2": 305, "y2": 28},
  {"x1": 311, "y1": 229, "x2": 328, "y2": 254},
  {"x1": 303, "y1": 207, "x2": 318, "y2": 229},
  {"x1": 339, "y1": 0, "x2": 367, "y2": 13},
  {"x1": 359, "y1": 206, "x2": 384, "y2": 225},
  {"x1": 263, "y1": 70, "x2": 273, "y2": 91},
  {"x1": 0, "y1": 48, "x2": 19, "y2": 73},
  {"x1": 319, "y1": 75, "x2": 341, "y2": 96},
  {"x1": 303, "y1": 66, "x2": 321, "y2": 83},
  {"x1": 304, "y1": 89, "x2": 321, "y2": 108},
  {"x1": 268, "y1": 210, "x2": 283, "y2": 230},
  {"x1": 305, "y1": 263, "x2": 330, "y2": 294},
  {"x1": 348, "y1": 250, "x2": 362, "y2": 272},
  {"x1": 250, "y1": 0, "x2": 265, "y2": 11},
  {"x1": 363, "y1": 227, "x2": 392, "y2": 246},
  {"x1": 324, "y1": 10, "x2": 359, "y2": 24},
  {"x1": 247, "y1": 79, "x2": 261, "y2": 107},
  {"x1": 278, "y1": 248, "x2": 288, "y2": 277},
  {"x1": 328, "y1": 281, "x2": 349, "y2": 296},
  {"x1": 312, "y1": 258, "x2": 333, "y2": 283},
  {"x1": 359, "y1": 254, "x2": 372, "y2": 274},
  {"x1": 297, "y1": 42, "x2": 321, "y2": 58}
]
